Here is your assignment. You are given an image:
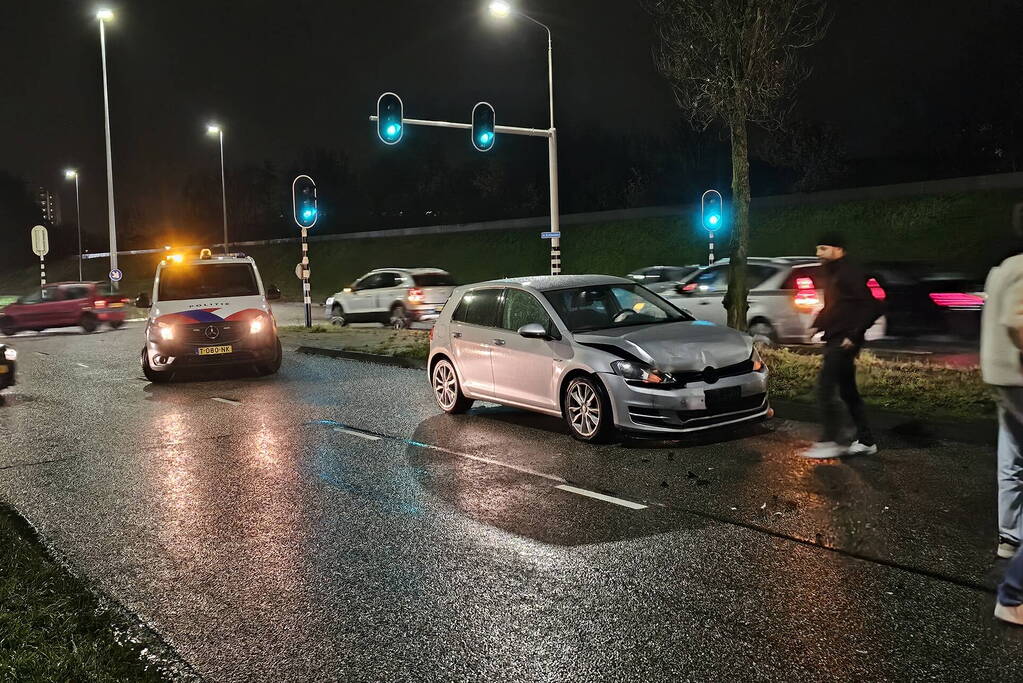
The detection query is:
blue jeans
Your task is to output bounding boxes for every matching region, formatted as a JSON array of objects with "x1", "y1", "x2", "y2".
[
  {"x1": 996, "y1": 387, "x2": 1023, "y2": 545},
  {"x1": 1000, "y1": 548, "x2": 1023, "y2": 606}
]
